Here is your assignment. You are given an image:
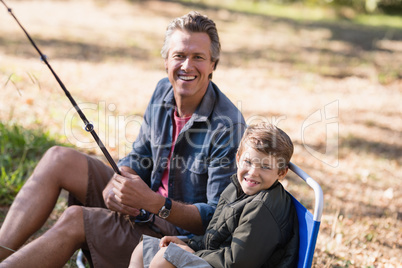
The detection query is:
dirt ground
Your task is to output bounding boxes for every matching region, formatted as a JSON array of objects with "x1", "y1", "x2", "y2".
[{"x1": 0, "y1": 0, "x2": 401, "y2": 267}]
